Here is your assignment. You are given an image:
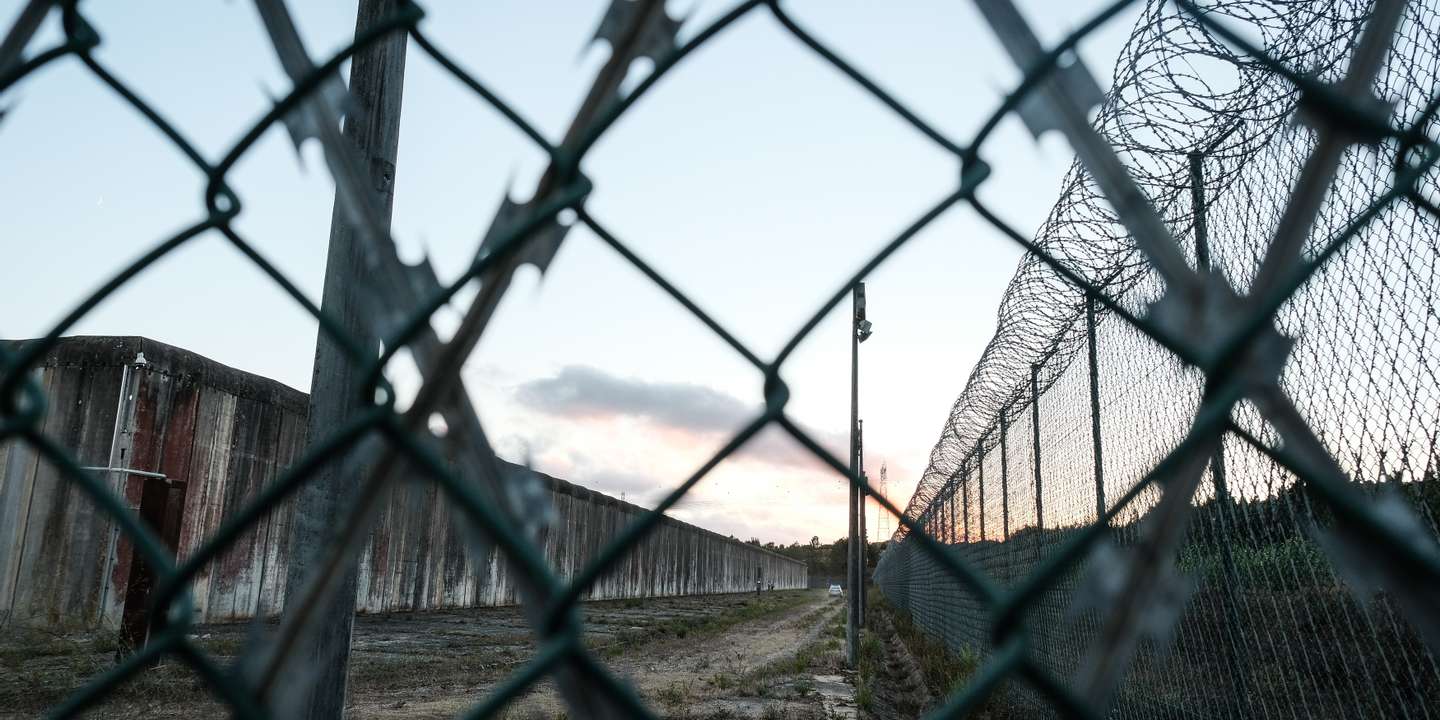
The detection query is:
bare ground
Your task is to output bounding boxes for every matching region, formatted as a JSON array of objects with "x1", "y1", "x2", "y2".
[
  {"x1": 1, "y1": 590, "x2": 855, "y2": 719},
  {"x1": 360, "y1": 589, "x2": 852, "y2": 718}
]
